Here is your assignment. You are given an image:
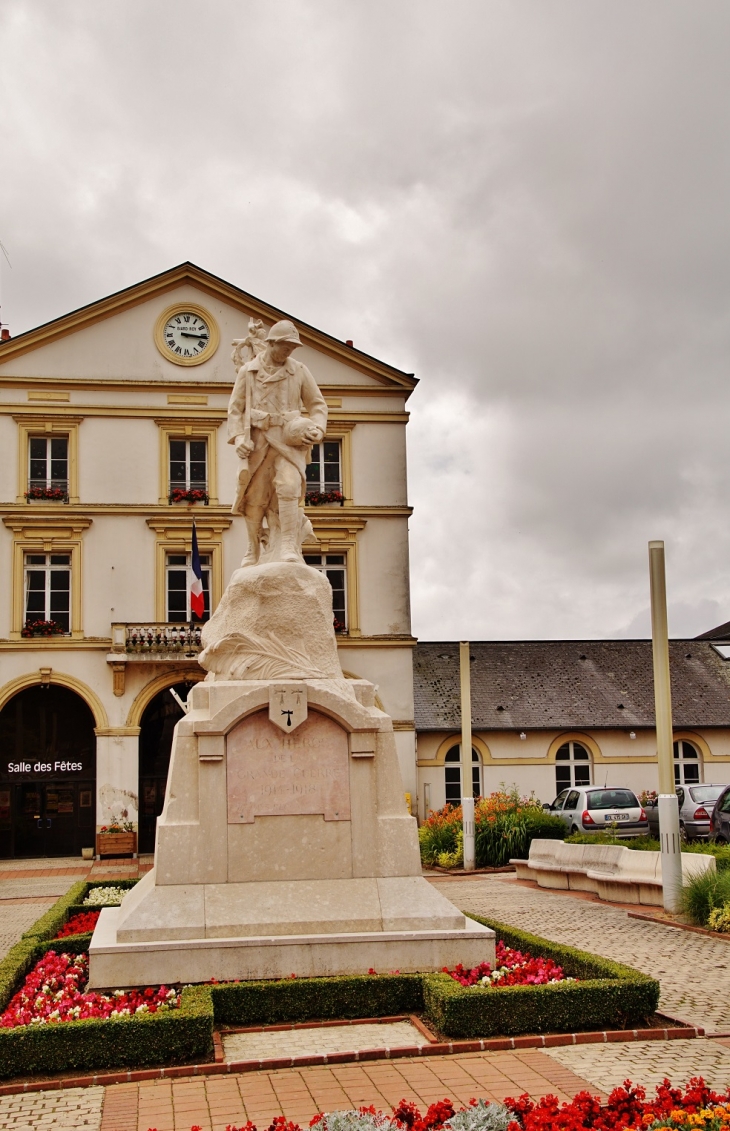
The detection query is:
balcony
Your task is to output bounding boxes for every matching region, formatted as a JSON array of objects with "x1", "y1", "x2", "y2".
[{"x1": 110, "y1": 622, "x2": 203, "y2": 659}]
